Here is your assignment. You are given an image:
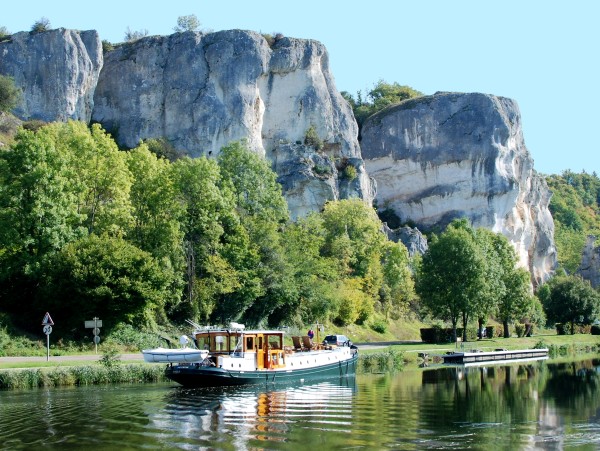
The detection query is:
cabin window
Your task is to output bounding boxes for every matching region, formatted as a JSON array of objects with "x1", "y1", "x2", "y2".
[
  {"x1": 245, "y1": 336, "x2": 255, "y2": 352},
  {"x1": 215, "y1": 335, "x2": 225, "y2": 351}
]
